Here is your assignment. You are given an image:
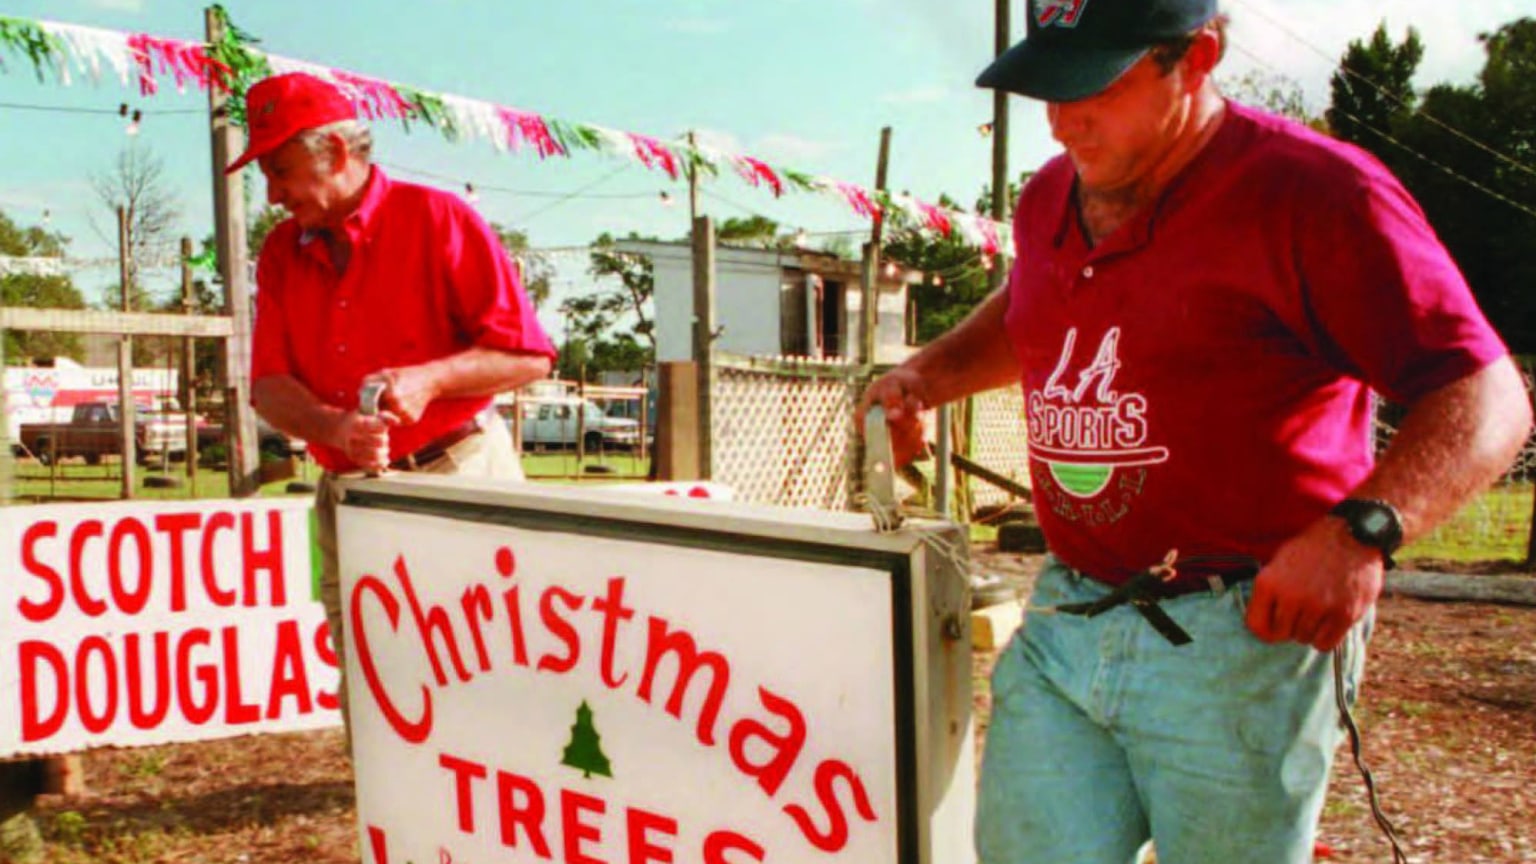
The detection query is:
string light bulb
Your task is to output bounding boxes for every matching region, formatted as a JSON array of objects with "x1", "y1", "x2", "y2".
[
  {"x1": 464, "y1": 182, "x2": 479, "y2": 204},
  {"x1": 793, "y1": 229, "x2": 808, "y2": 247},
  {"x1": 883, "y1": 262, "x2": 897, "y2": 278},
  {"x1": 977, "y1": 122, "x2": 994, "y2": 137},
  {"x1": 658, "y1": 190, "x2": 675, "y2": 207},
  {"x1": 119, "y1": 103, "x2": 142, "y2": 137}
]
